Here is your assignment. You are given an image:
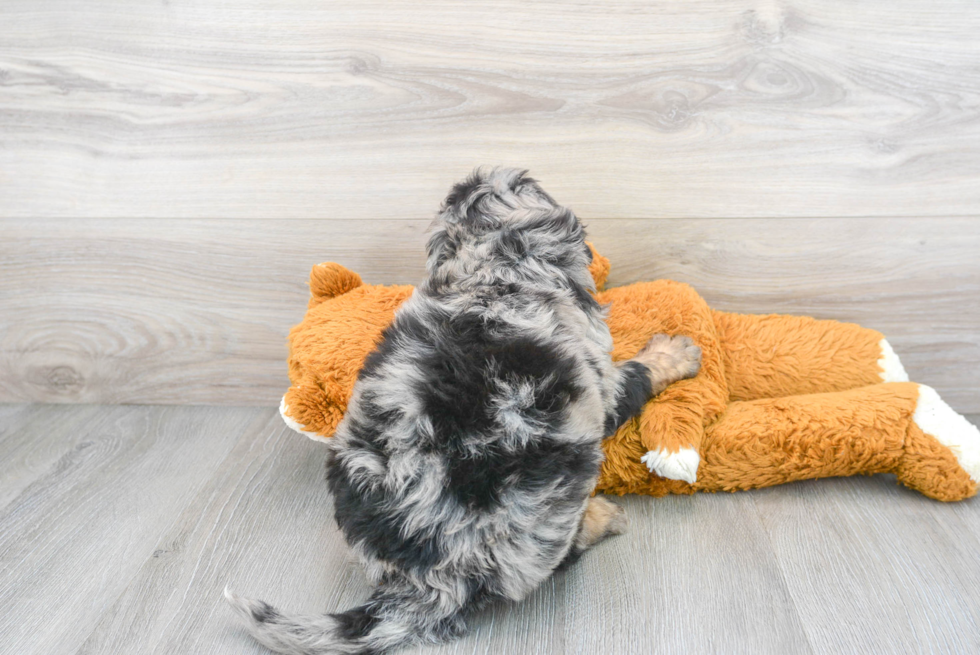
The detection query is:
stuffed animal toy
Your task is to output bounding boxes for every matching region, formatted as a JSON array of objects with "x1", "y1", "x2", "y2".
[{"x1": 281, "y1": 246, "x2": 980, "y2": 502}]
